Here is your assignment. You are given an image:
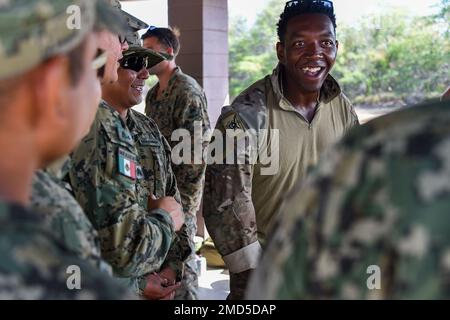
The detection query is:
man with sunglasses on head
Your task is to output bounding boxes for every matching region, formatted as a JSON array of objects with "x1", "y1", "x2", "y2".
[
  {"x1": 0, "y1": 0, "x2": 134, "y2": 299},
  {"x1": 70, "y1": 21, "x2": 189, "y2": 298},
  {"x1": 204, "y1": 0, "x2": 359, "y2": 299},
  {"x1": 142, "y1": 26, "x2": 211, "y2": 300}
]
